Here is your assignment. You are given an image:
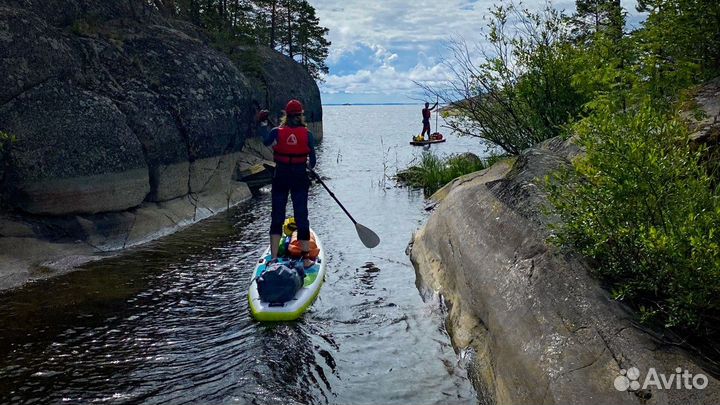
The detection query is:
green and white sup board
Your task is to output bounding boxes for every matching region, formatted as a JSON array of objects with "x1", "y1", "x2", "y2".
[{"x1": 248, "y1": 230, "x2": 326, "y2": 321}]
